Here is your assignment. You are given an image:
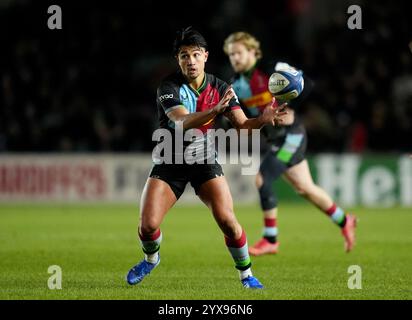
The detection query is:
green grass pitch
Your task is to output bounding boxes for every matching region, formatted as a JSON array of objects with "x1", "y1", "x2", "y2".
[{"x1": 0, "y1": 203, "x2": 411, "y2": 300}]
